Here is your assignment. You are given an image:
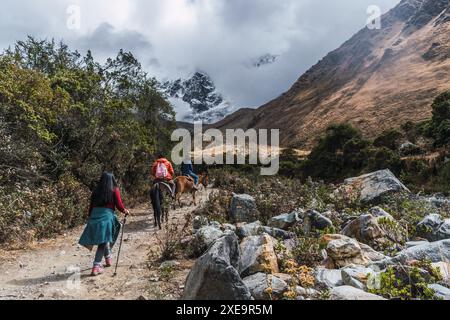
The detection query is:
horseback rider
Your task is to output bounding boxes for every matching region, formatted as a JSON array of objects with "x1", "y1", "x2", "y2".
[
  {"x1": 151, "y1": 153, "x2": 176, "y2": 197},
  {"x1": 181, "y1": 157, "x2": 199, "y2": 190}
]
